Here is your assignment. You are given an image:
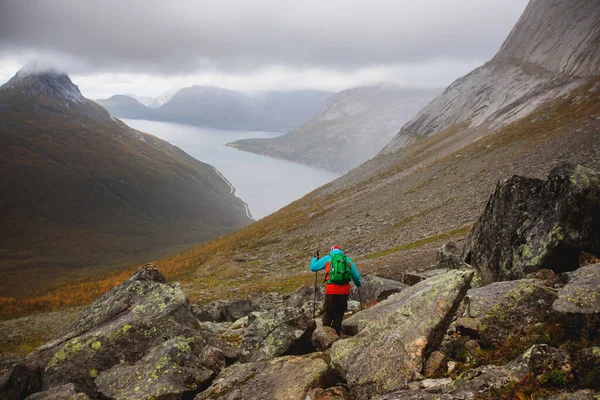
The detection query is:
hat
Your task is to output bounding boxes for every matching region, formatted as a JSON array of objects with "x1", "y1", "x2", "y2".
[{"x1": 330, "y1": 245, "x2": 341, "y2": 252}]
